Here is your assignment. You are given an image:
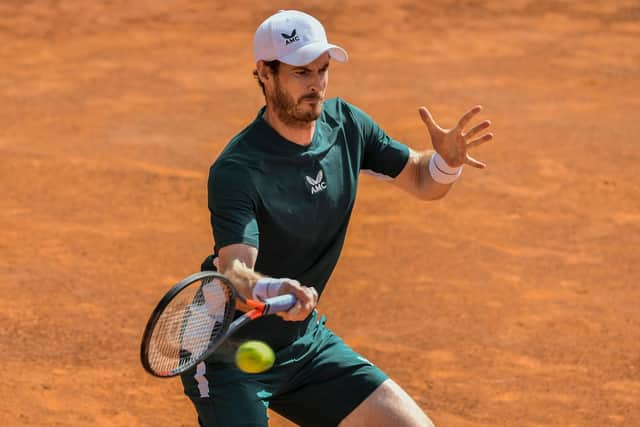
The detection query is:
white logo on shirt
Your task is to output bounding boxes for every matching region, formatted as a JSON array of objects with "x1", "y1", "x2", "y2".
[{"x1": 305, "y1": 170, "x2": 327, "y2": 195}]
